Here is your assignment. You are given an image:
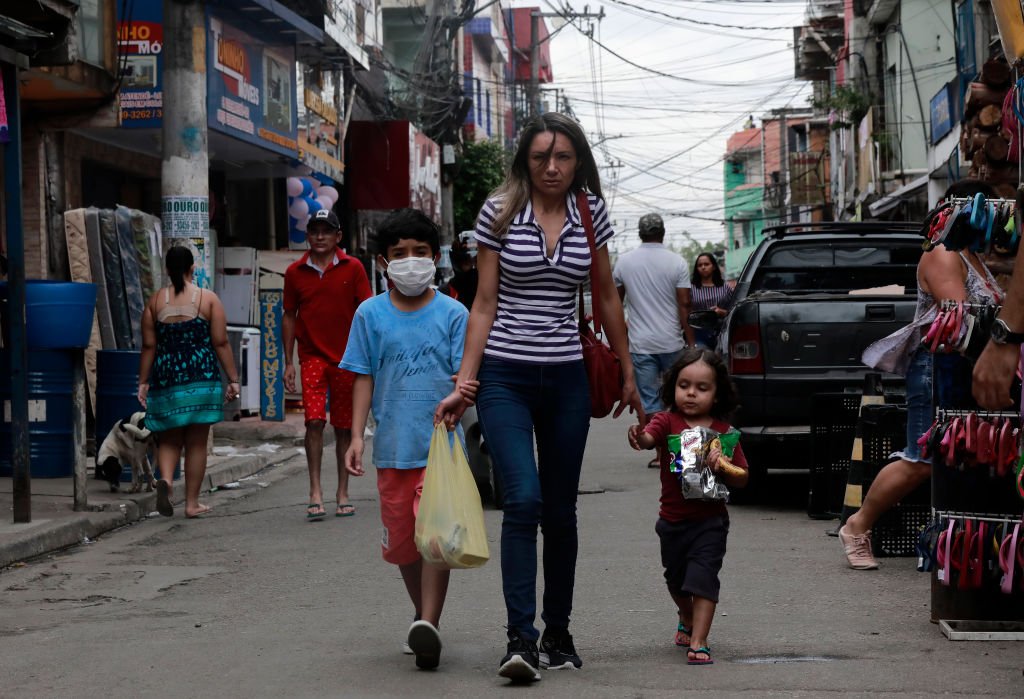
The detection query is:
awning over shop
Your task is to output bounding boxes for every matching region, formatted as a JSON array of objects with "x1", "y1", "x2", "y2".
[{"x1": 868, "y1": 174, "x2": 929, "y2": 217}]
